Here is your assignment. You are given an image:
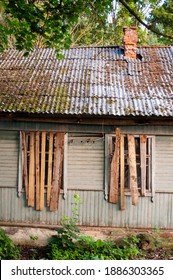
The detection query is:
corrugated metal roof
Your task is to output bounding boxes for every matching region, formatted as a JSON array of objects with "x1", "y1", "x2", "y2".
[{"x1": 0, "y1": 46, "x2": 173, "y2": 117}]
